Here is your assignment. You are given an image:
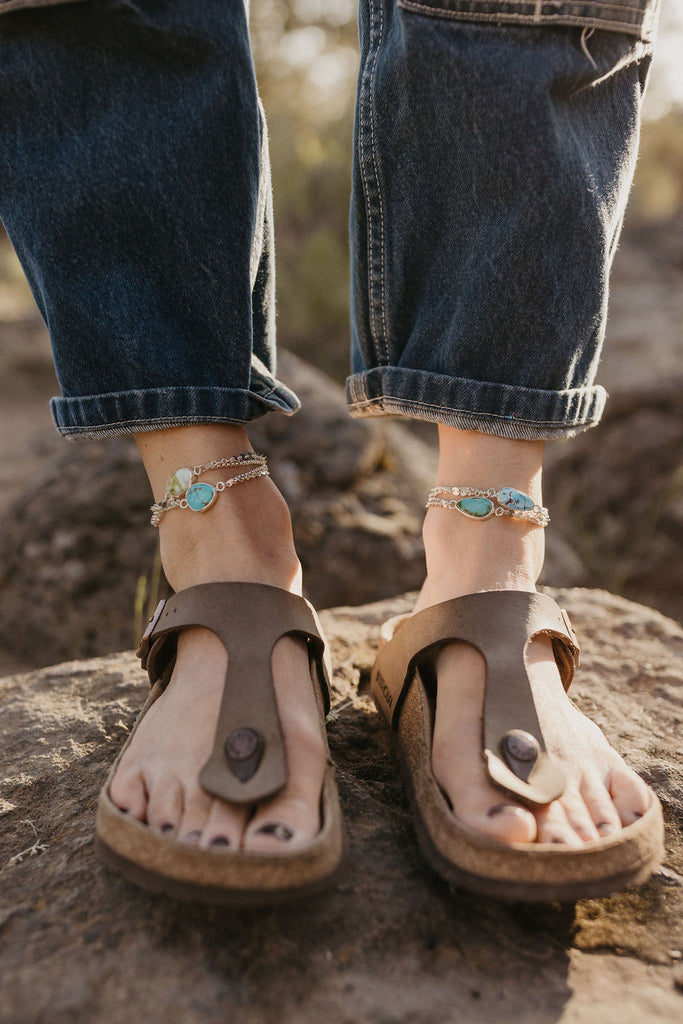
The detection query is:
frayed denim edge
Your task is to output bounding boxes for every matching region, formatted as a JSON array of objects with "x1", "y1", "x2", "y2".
[{"x1": 346, "y1": 370, "x2": 607, "y2": 441}]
